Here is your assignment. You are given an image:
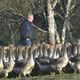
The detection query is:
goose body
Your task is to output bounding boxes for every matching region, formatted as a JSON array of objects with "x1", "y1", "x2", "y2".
[
  {"x1": 35, "y1": 59, "x2": 53, "y2": 73},
  {"x1": 69, "y1": 55, "x2": 80, "y2": 73},
  {"x1": 19, "y1": 45, "x2": 36, "y2": 77},
  {"x1": 69, "y1": 53, "x2": 80, "y2": 73},
  {"x1": 50, "y1": 44, "x2": 69, "y2": 74},
  {"x1": 35, "y1": 44, "x2": 54, "y2": 73},
  {"x1": 3, "y1": 45, "x2": 15, "y2": 78}
]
